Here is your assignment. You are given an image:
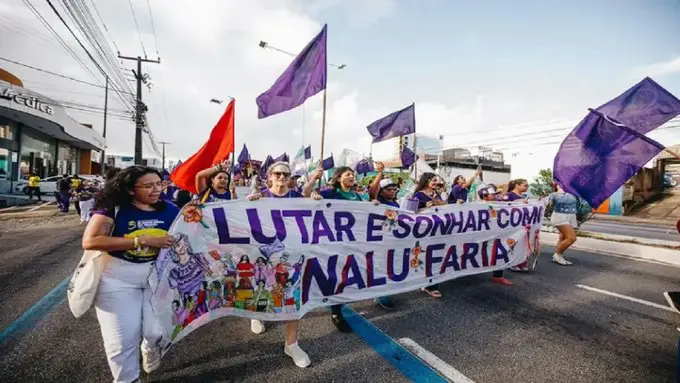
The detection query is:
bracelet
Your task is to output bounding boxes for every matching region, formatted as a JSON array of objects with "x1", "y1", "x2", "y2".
[
  {"x1": 133, "y1": 237, "x2": 140, "y2": 249},
  {"x1": 215, "y1": 164, "x2": 222, "y2": 172}
]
